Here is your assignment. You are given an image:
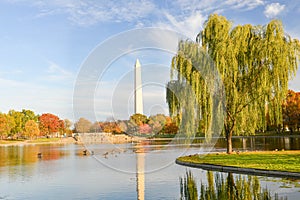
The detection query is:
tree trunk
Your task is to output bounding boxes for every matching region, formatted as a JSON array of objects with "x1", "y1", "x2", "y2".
[{"x1": 226, "y1": 129, "x2": 233, "y2": 154}]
